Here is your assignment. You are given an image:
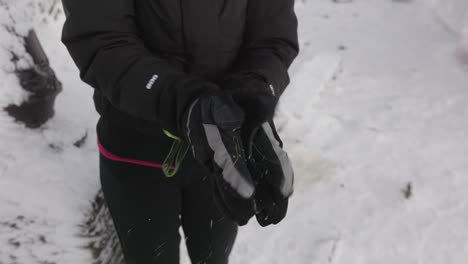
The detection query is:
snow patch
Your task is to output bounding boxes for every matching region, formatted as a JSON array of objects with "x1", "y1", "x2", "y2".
[{"x1": 427, "y1": 0, "x2": 468, "y2": 64}]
